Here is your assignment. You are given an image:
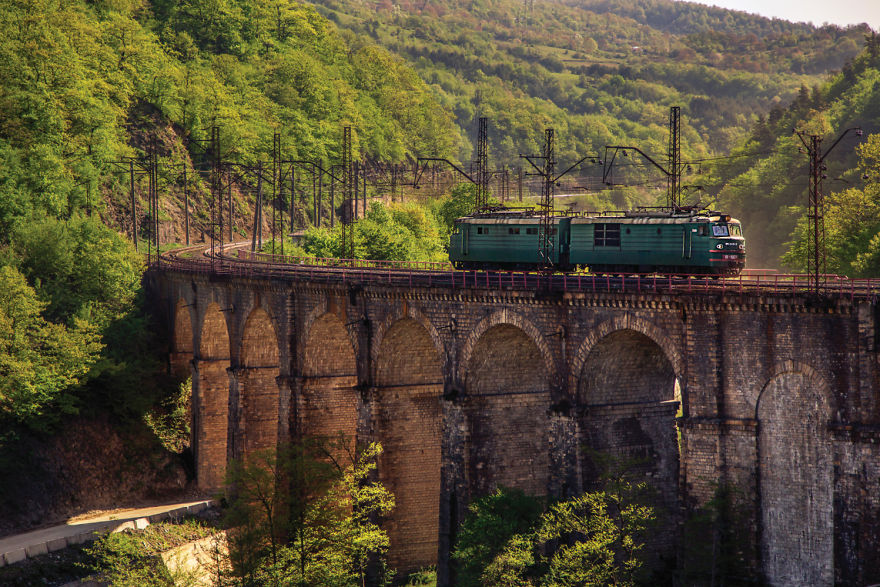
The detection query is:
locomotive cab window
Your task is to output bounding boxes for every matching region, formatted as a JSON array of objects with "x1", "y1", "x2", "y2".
[
  {"x1": 712, "y1": 224, "x2": 729, "y2": 237},
  {"x1": 730, "y1": 224, "x2": 742, "y2": 236},
  {"x1": 594, "y1": 223, "x2": 621, "y2": 247},
  {"x1": 697, "y1": 225, "x2": 708, "y2": 236}
]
